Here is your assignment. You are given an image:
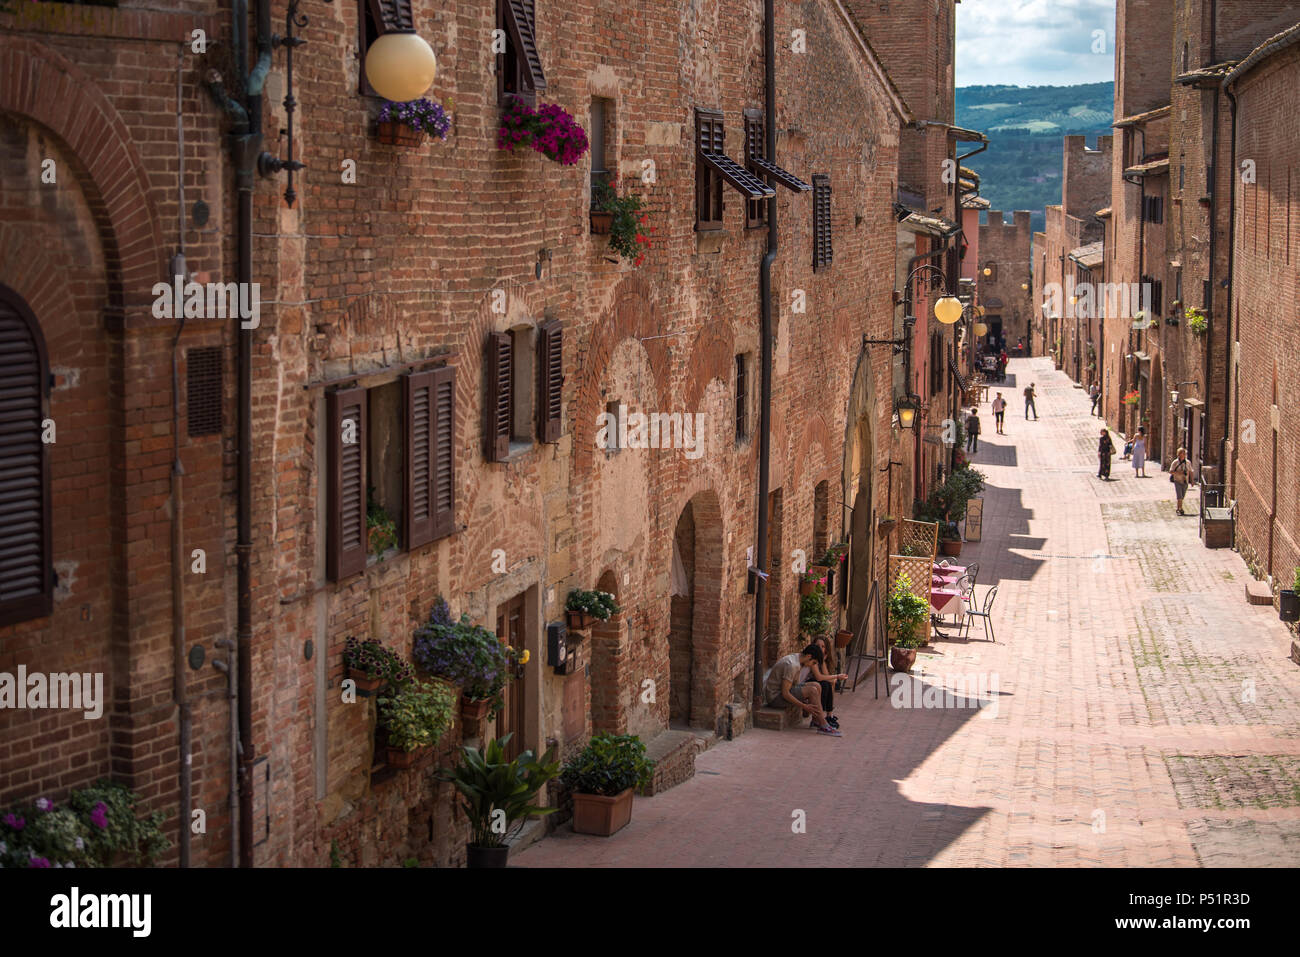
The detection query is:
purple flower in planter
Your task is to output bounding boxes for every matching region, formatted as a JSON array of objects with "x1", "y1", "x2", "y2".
[
  {"x1": 34, "y1": 798, "x2": 52, "y2": 812},
  {"x1": 90, "y1": 802, "x2": 109, "y2": 830},
  {"x1": 29, "y1": 856, "x2": 50, "y2": 868},
  {"x1": 2, "y1": 814, "x2": 24, "y2": 831}
]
